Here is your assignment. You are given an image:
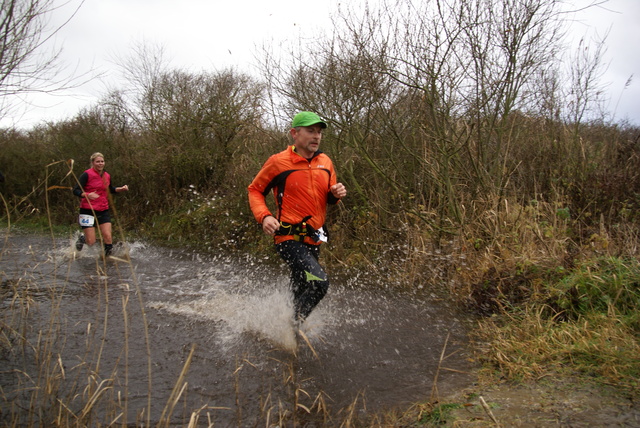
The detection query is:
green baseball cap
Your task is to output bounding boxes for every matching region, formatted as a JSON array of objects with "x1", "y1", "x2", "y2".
[{"x1": 291, "y1": 111, "x2": 327, "y2": 128}]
